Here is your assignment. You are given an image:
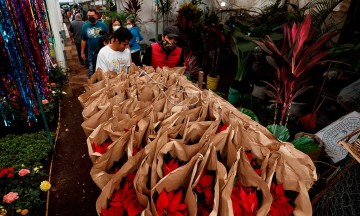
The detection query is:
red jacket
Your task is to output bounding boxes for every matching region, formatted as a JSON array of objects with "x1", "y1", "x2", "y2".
[{"x1": 151, "y1": 43, "x2": 182, "y2": 68}]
